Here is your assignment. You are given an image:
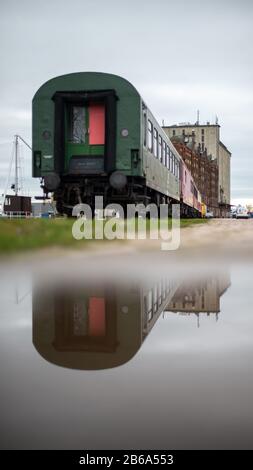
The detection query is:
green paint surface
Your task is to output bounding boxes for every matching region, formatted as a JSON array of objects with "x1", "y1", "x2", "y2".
[{"x1": 32, "y1": 72, "x2": 141, "y2": 177}]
